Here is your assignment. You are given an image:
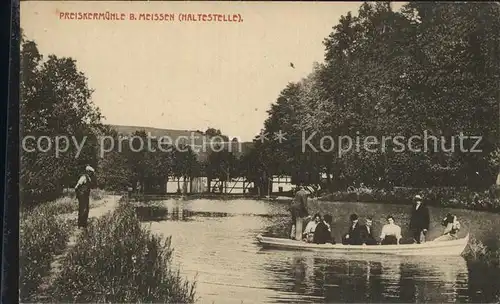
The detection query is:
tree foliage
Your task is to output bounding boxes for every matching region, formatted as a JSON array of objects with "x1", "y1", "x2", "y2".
[
  {"x1": 20, "y1": 38, "x2": 104, "y2": 204},
  {"x1": 204, "y1": 127, "x2": 229, "y2": 142},
  {"x1": 22, "y1": 3, "x2": 500, "y2": 199},
  {"x1": 244, "y1": 2, "x2": 500, "y2": 190}
]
